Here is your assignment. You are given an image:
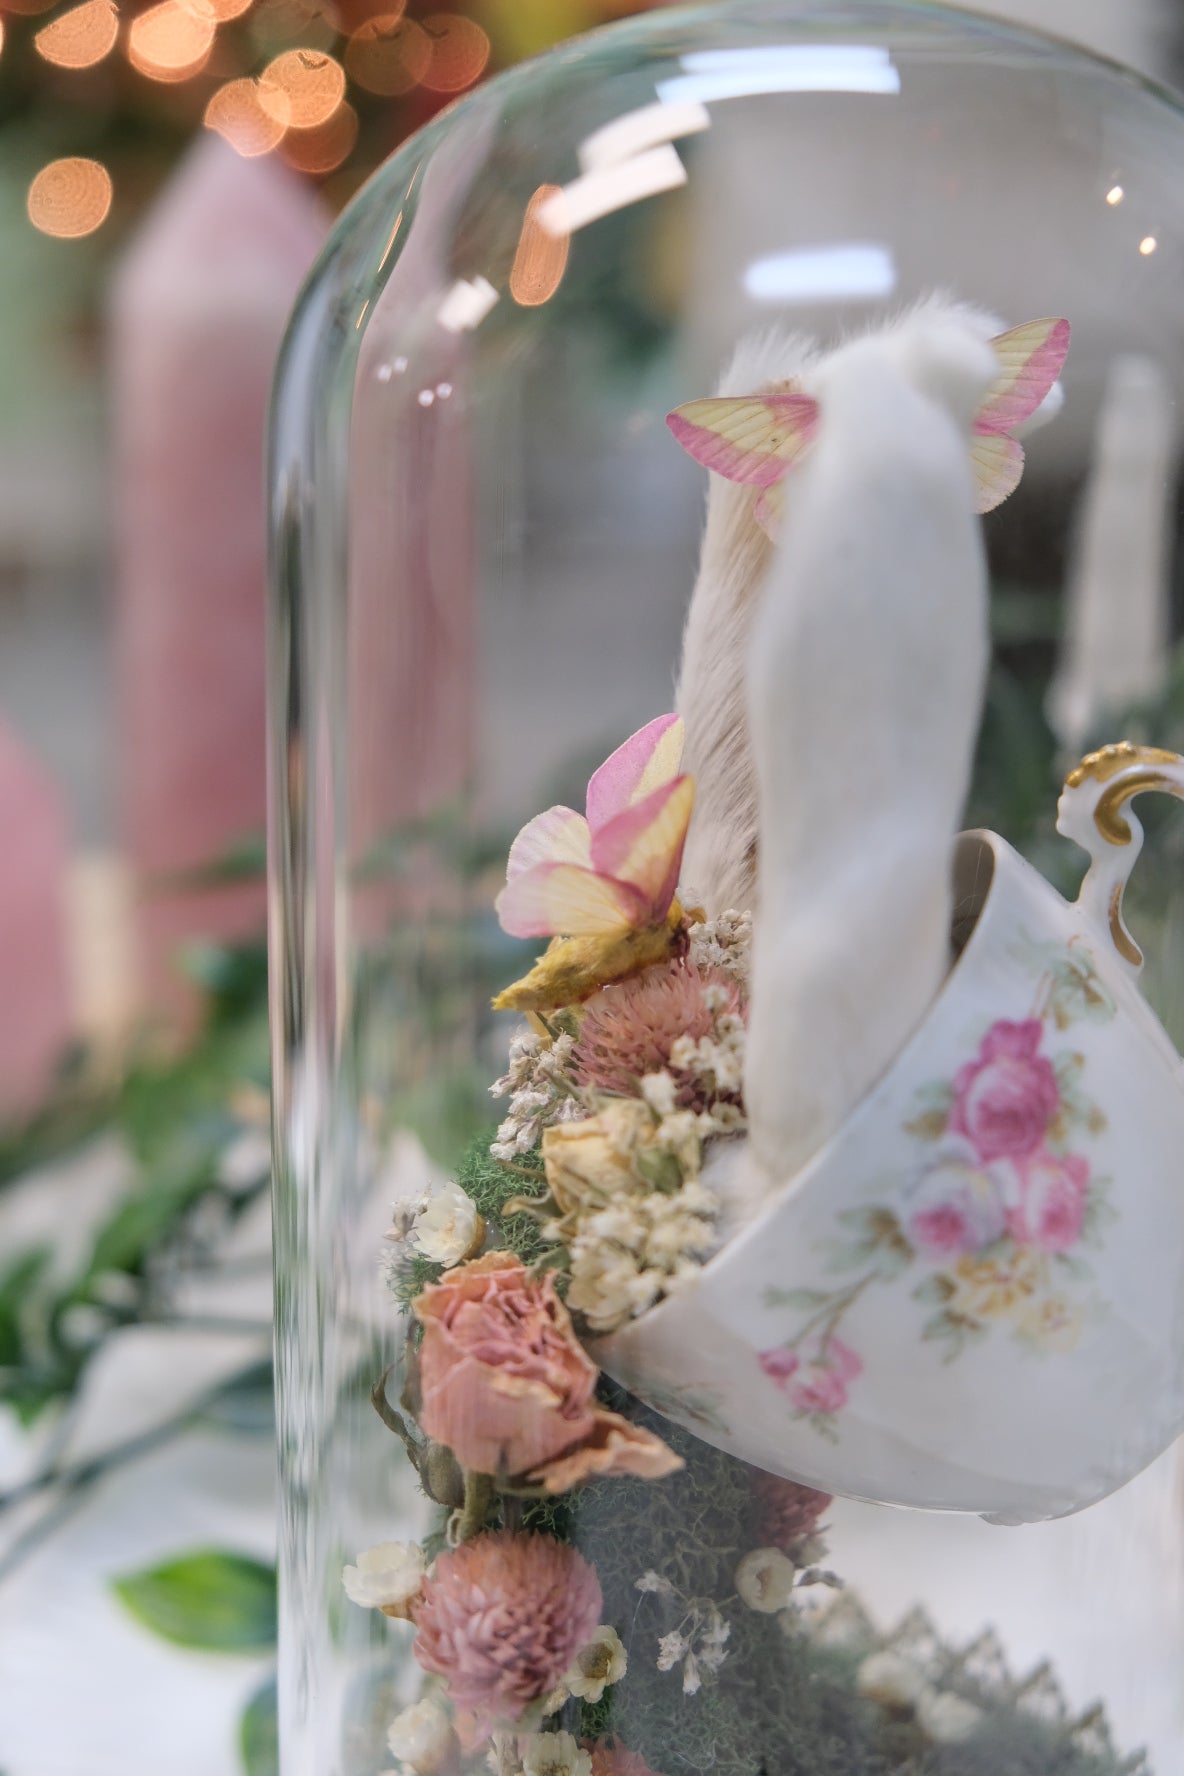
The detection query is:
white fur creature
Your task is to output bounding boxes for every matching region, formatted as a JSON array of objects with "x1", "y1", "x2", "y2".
[
  {"x1": 741, "y1": 308, "x2": 997, "y2": 1187},
  {"x1": 675, "y1": 328, "x2": 821, "y2": 915}
]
